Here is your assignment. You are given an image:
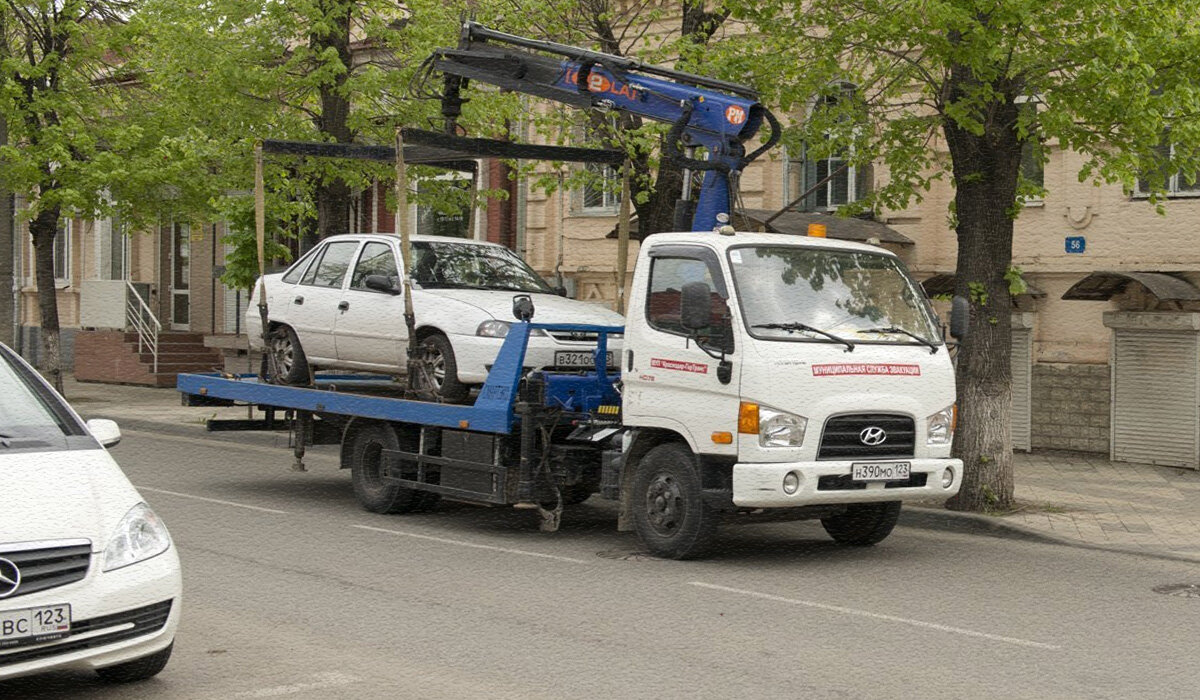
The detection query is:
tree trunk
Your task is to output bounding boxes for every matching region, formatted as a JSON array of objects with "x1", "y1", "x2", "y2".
[
  {"x1": 29, "y1": 204, "x2": 63, "y2": 394},
  {"x1": 0, "y1": 114, "x2": 14, "y2": 348},
  {"x1": 941, "y1": 77, "x2": 1022, "y2": 512},
  {"x1": 309, "y1": 0, "x2": 354, "y2": 248}
]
